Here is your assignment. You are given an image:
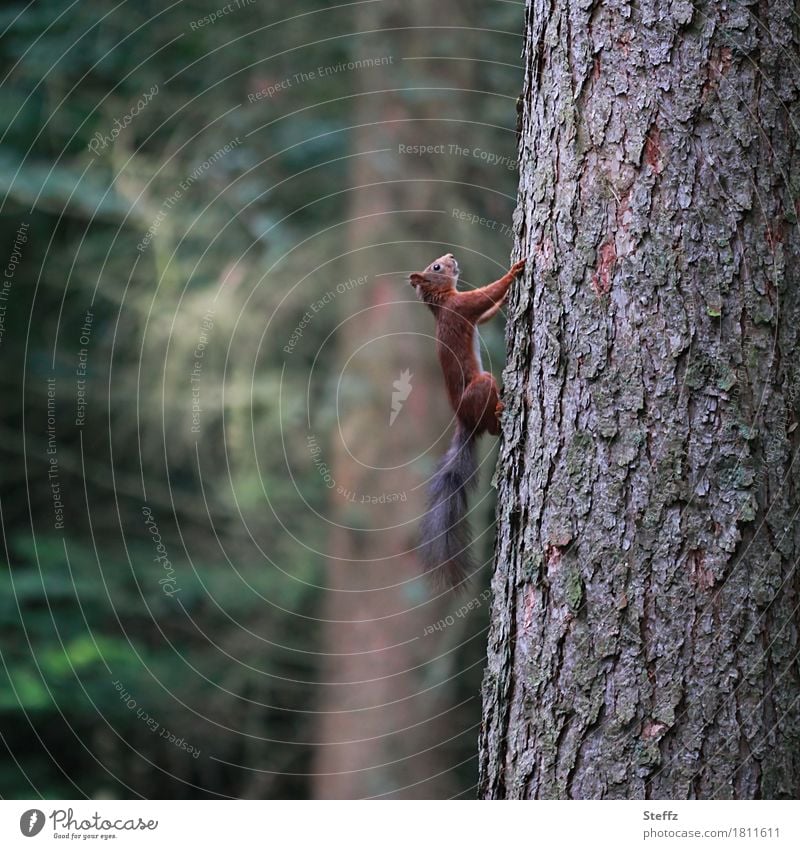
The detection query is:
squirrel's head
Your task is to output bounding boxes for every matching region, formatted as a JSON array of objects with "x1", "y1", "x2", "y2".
[{"x1": 409, "y1": 253, "x2": 459, "y2": 294}]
